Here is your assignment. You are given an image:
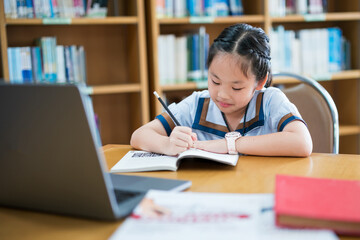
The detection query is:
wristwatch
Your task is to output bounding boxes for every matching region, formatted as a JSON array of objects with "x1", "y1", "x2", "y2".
[{"x1": 225, "y1": 131, "x2": 241, "y2": 155}]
